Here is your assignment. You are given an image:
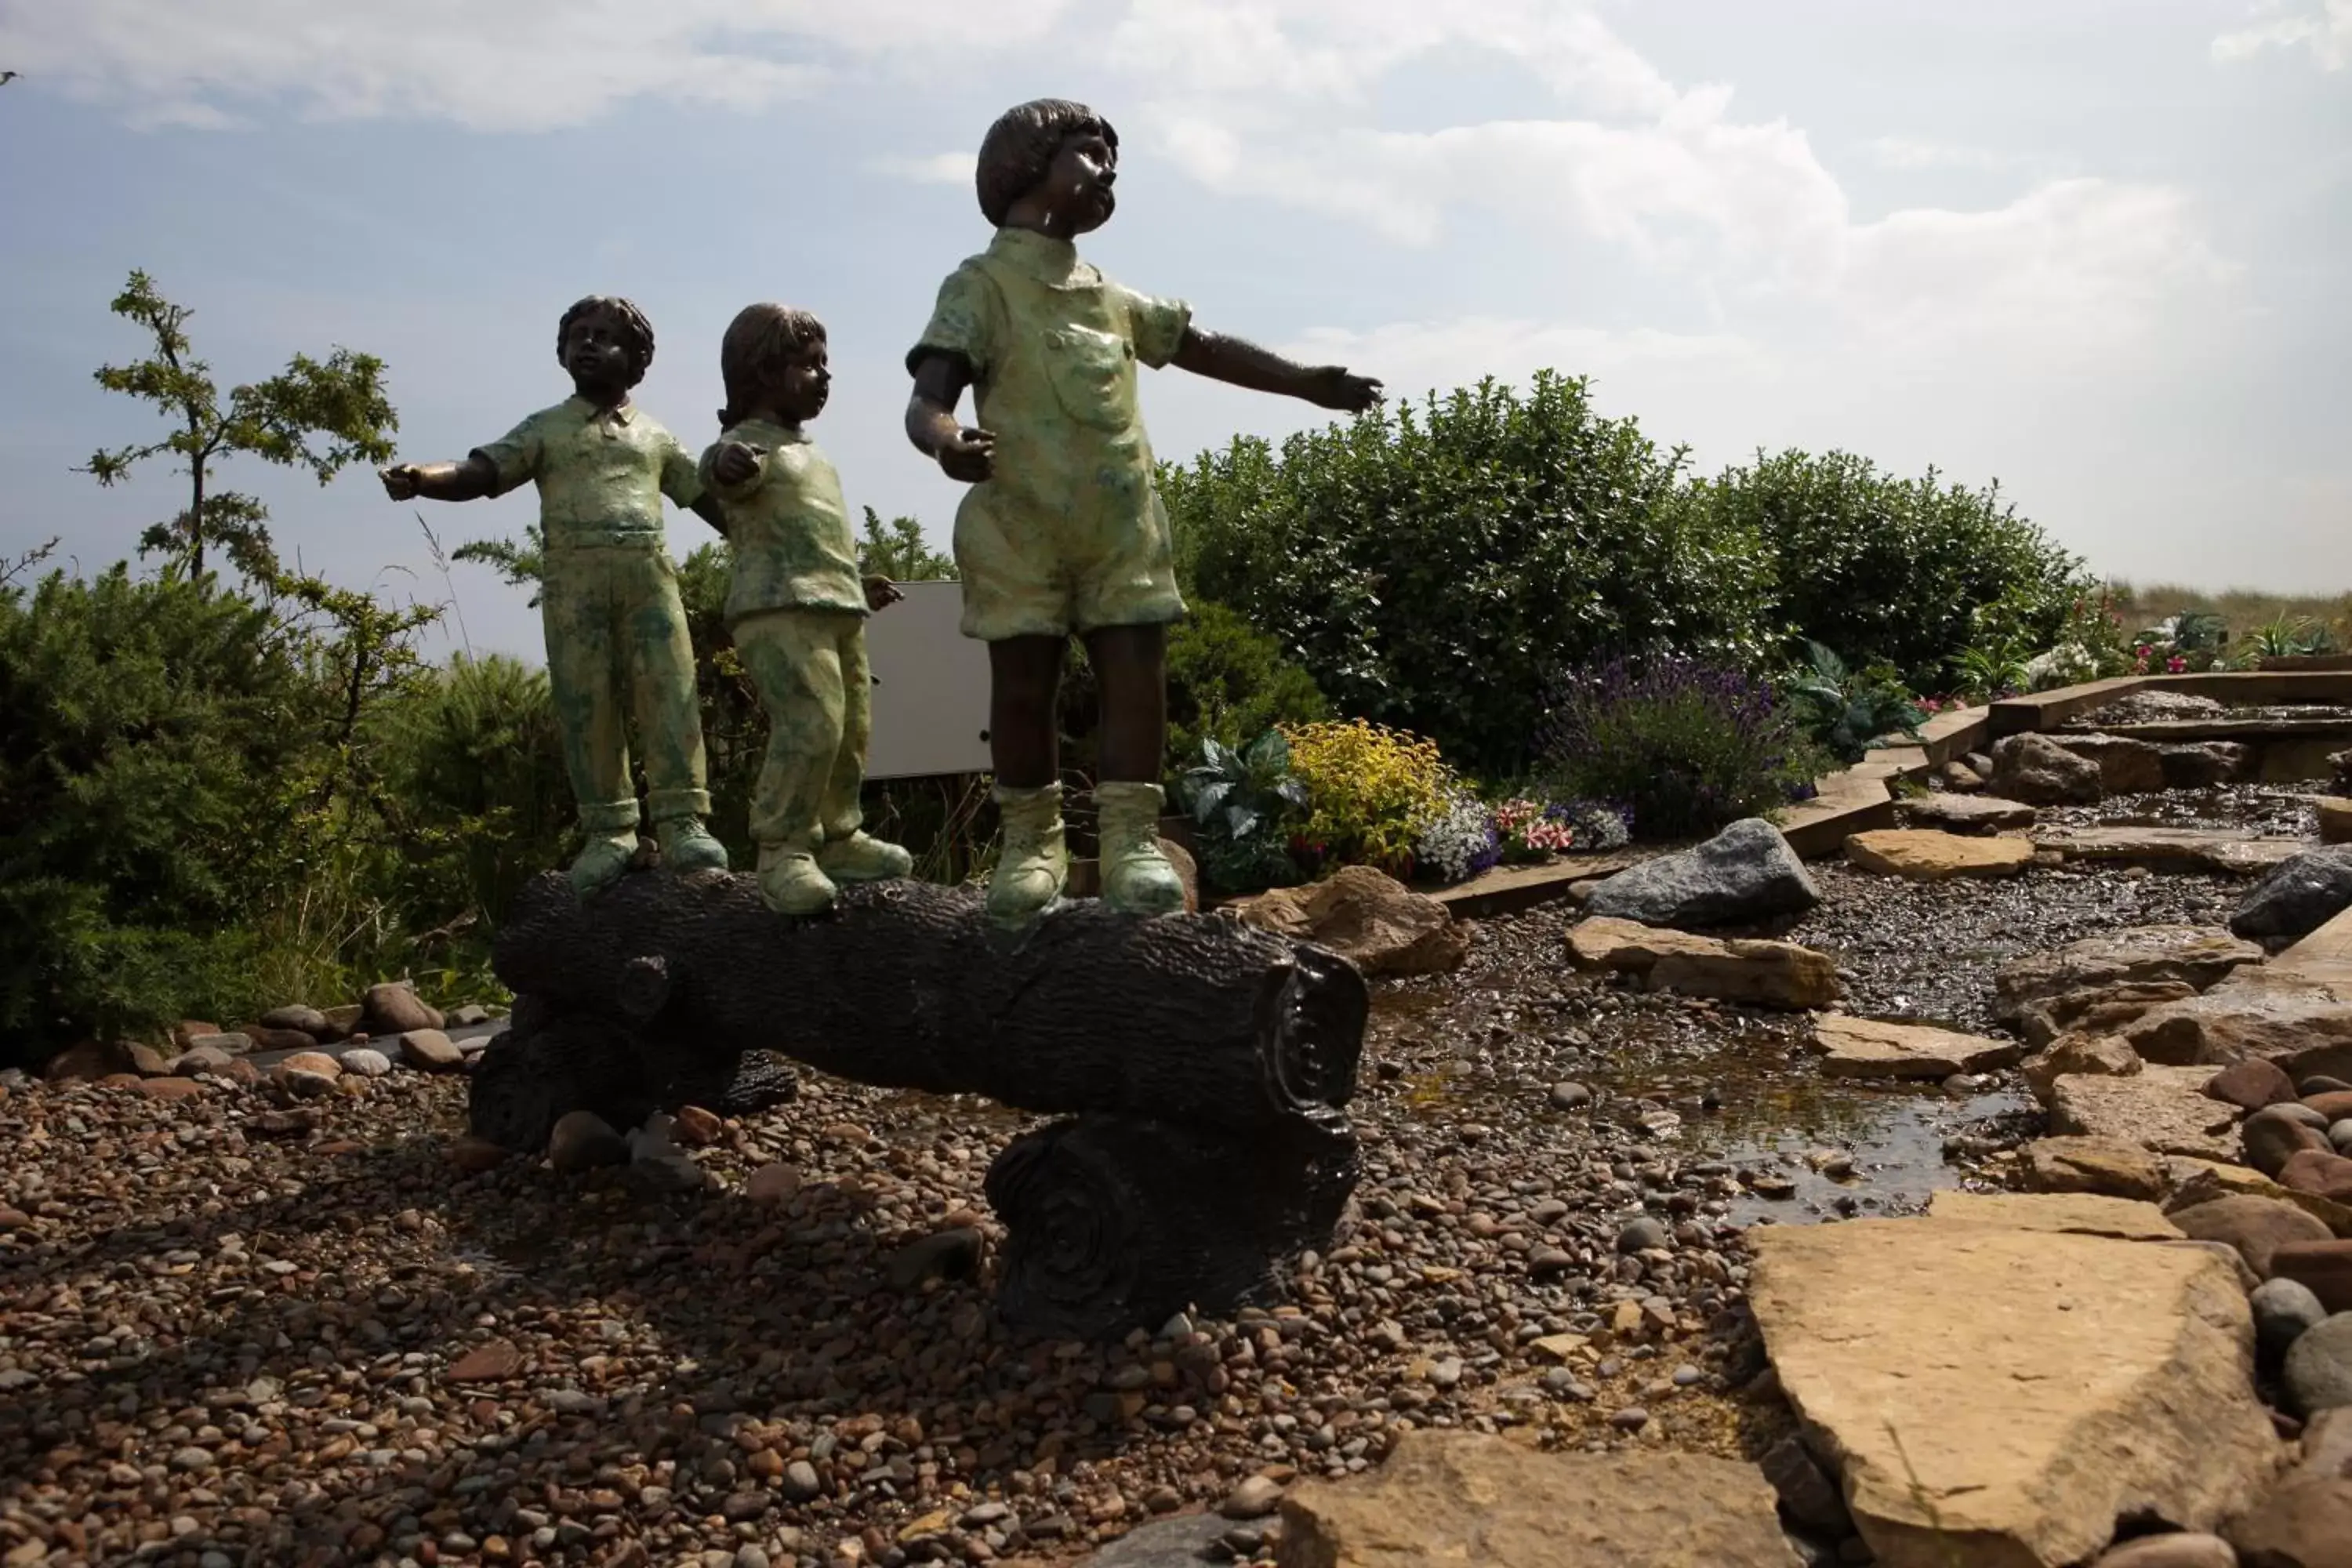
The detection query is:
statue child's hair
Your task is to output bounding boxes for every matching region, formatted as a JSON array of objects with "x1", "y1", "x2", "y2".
[
  {"x1": 975, "y1": 98, "x2": 1118, "y2": 227},
  {"x1": 717, "y1": 303, "x2": 827, "y2": 428},
  {"x1": 556, "y1": 296, "x2": 656, "y2": 387}
]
